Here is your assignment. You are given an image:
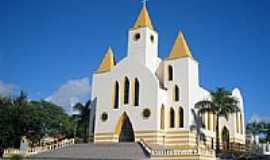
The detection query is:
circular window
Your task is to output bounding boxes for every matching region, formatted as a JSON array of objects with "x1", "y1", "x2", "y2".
[
  {"x1": 142, "y1": 108, "x2": 151, "y2": 119},
  {"x1": 150, "y1": 35, "x2": 154, "y2": 43},
  {"x1": 134, "y1": 33, "x2": 141, "y2": 41},
  {"x1": 101, "y1": 112, "x2": 108, "y2": 122}
]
